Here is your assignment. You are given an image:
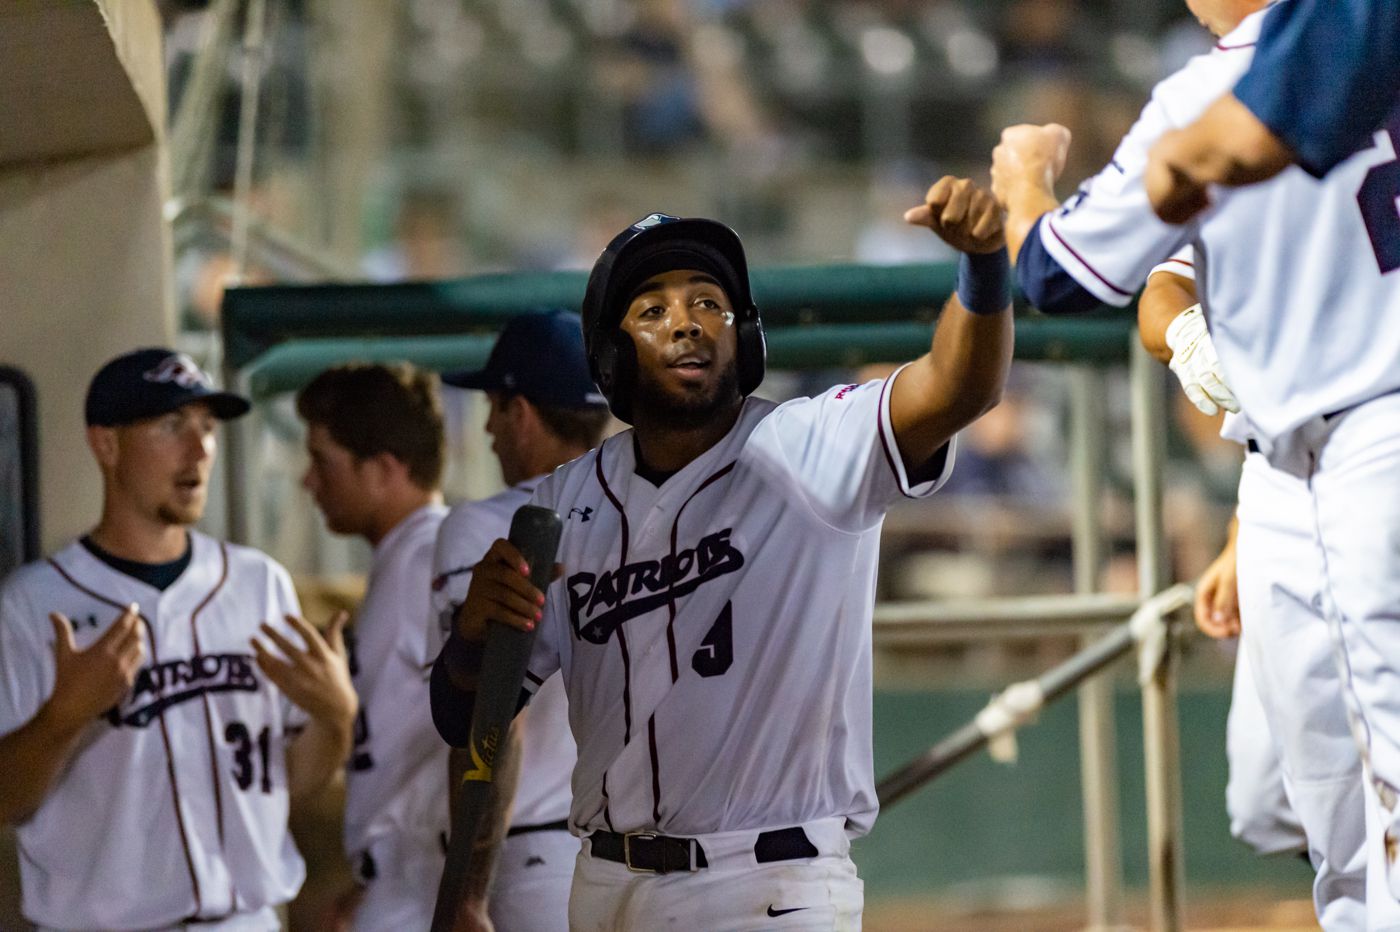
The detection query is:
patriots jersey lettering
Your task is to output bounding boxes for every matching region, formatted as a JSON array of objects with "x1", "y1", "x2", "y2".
[
  {"x1": 567, "y1": 528, "x2": 744, "y2": 644},
  {"x1": 110, "y1": 652, "x2": 260, "y2": 728}
]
